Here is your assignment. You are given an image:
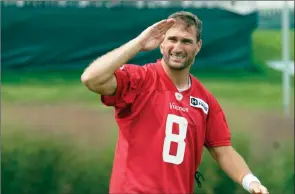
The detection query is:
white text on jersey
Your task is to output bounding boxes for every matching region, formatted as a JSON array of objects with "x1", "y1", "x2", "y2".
[{"x1": 169, "y1": 103, "x2": 189, "y2": 113}]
